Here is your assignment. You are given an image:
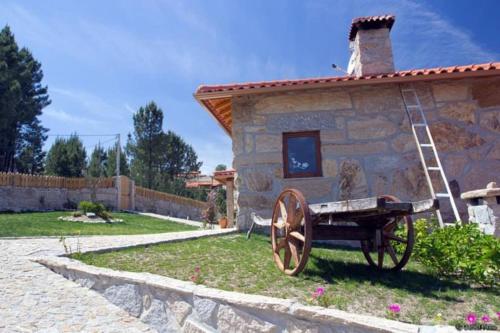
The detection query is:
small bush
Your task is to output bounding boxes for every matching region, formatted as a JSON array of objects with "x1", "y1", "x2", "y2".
[
  {"x1": 414, "y1": 221, "x2": 500, "y2": 286},
  {"x1": 63, "y1": 199, "x2": 77, "y2": 210},
  {"x1": 77, "y1": 201, "x2": 110, "y2": 219}
]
